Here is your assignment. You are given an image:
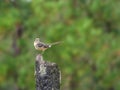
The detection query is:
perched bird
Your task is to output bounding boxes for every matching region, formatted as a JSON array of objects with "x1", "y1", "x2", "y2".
[{"x1": 34, "y1": 38, "x2": 61, "y2": 54}]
